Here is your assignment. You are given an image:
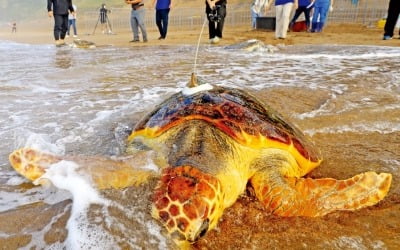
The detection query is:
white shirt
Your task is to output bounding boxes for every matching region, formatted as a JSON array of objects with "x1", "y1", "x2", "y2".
[{"x1": 68, "y1": 5, "x2": 77, "y2": 20}]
